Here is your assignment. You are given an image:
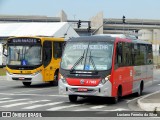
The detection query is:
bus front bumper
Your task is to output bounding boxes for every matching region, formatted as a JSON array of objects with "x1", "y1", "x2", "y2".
[
  {"x1": 58, "y1": 79, "x2": 112, "y2": 97},
  {"x1": 6, "y1": 72, "x2": 43, "y2": 84}
]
